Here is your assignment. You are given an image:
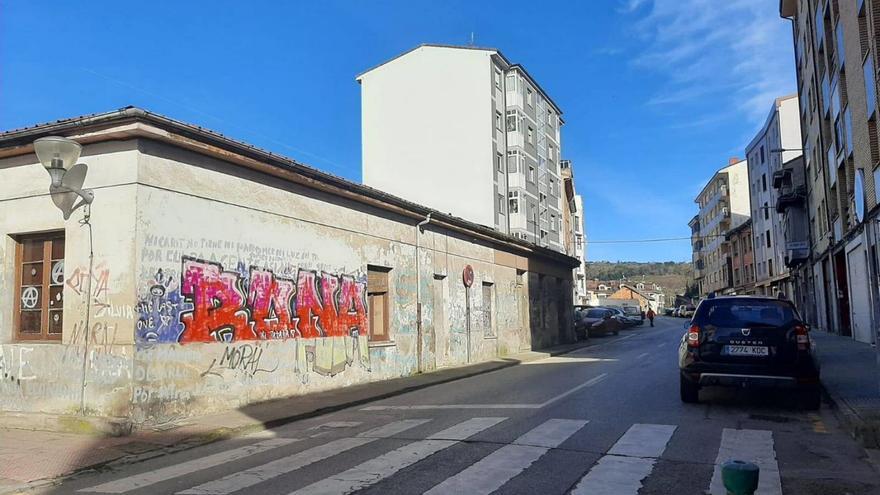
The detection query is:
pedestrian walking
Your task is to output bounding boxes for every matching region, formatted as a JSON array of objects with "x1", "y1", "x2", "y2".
[{"x1": 646, "y1": 307, "x2": 655, "y2": 327}]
